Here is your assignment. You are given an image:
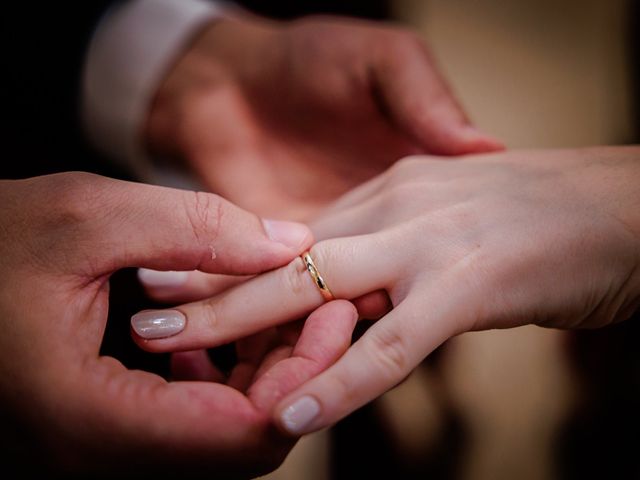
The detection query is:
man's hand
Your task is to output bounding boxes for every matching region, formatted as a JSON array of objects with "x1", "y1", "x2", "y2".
[
  {"x1": 0, "y1": 172, "x2": 357, "y2": 477},
  {"x1": 146, "y1": 12, "x2": 503, "y2": 221}
]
